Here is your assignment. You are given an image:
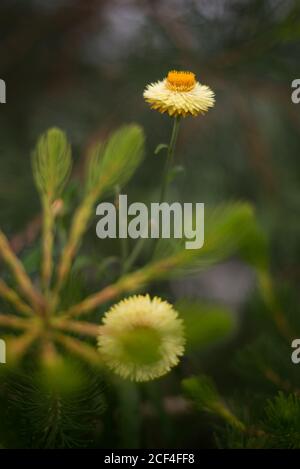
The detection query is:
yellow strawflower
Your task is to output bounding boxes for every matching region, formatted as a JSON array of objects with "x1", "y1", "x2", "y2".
[
  {"x1": 143, "y1": 70, "x2": 215, "y2": 117},
  {"x1": 97, "y1": 294, "x2": 185, "y2": 382}
]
